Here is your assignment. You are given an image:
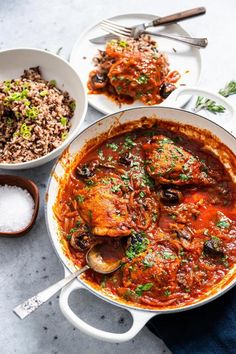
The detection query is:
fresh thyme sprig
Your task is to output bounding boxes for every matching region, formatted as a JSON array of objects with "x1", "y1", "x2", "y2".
[
  {"x1": 194, "y1": 96, "x2": 225, "y2": 114},
  {"x1": 194, "y1": 80, "x2": 236, "y2": 114},
  {"x1": 219, "y1": 80, "x2": 236, "y2": 97}
]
